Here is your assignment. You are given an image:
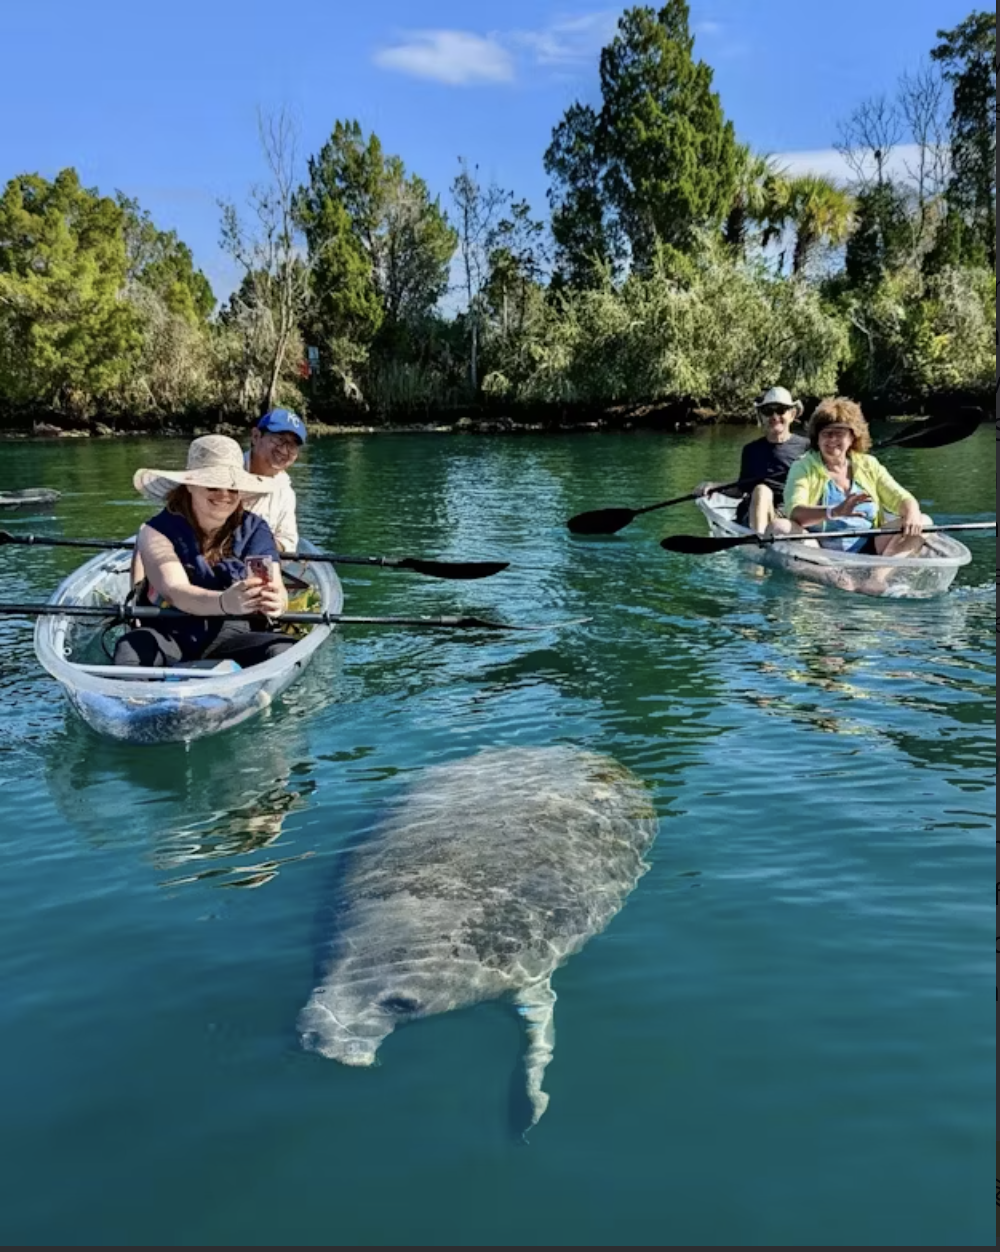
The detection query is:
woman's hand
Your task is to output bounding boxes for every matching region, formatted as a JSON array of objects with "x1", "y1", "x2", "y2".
[
  {"x1": 254, "y1": 574, "x2": 287, "y2": 618},
  {"x1": 220, "y1": 566, "x2": 288, "y2": 618},
  {"x1": 829, "y1": 491, "x2": 872, "y2": 519},
  {"x1": 219, "y1": 579, "x2": 263, "y2": 615},
  {"x1": 898, "y1": 500, "x2": 924, "y2": 536}
]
